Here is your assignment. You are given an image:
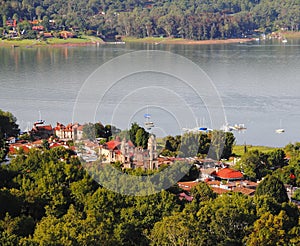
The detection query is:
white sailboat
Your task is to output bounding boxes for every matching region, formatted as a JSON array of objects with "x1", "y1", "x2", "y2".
[
  {"x1": 182, "y1": 118, "x2": 212, "y2": 133},
  {"x1": 275, "y1": 129, "x2": 285, "y2": 134},
  {"x1": 144, "y1": 113, "x2": 154, "y2": 130},
  {"x1": 275, "y1": 119, "x2": 285, "y2": 134}
]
